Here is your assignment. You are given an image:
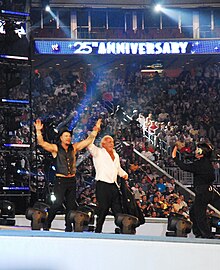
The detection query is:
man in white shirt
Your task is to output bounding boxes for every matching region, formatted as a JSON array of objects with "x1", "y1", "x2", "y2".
[{"x1": 88, "y1": 135, "x2": 128, "y2": 233}]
